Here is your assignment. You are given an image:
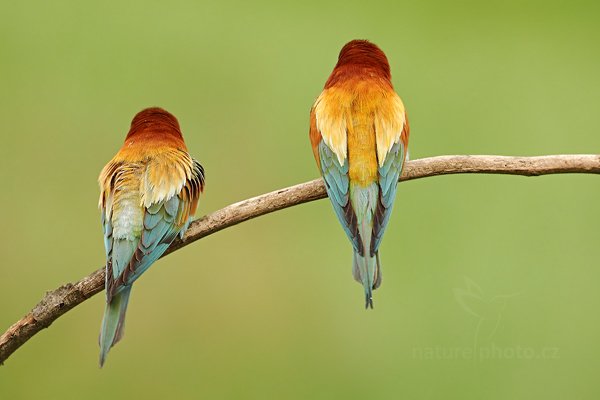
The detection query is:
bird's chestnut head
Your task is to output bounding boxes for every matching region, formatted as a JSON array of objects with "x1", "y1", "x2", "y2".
[
  {"x1": 325, "y1": 40, "x2": 392, "y2": 88},
  {"x1": 126, "y1": 107, "x2": 183, "y2": 140}
]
